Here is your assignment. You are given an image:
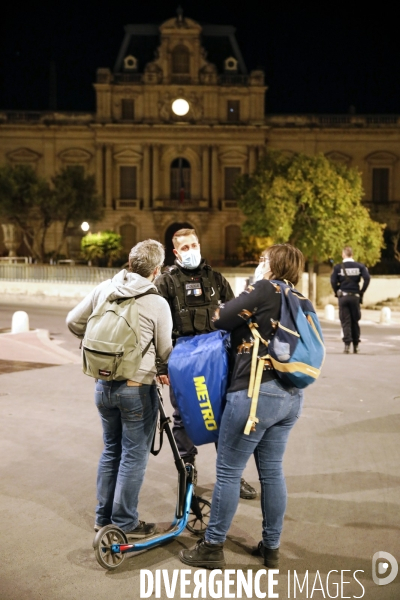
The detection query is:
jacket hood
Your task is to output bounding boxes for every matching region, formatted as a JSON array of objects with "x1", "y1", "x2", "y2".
[{"x1": 106, "y1": 269, "x2": 156, "y2": 300}]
